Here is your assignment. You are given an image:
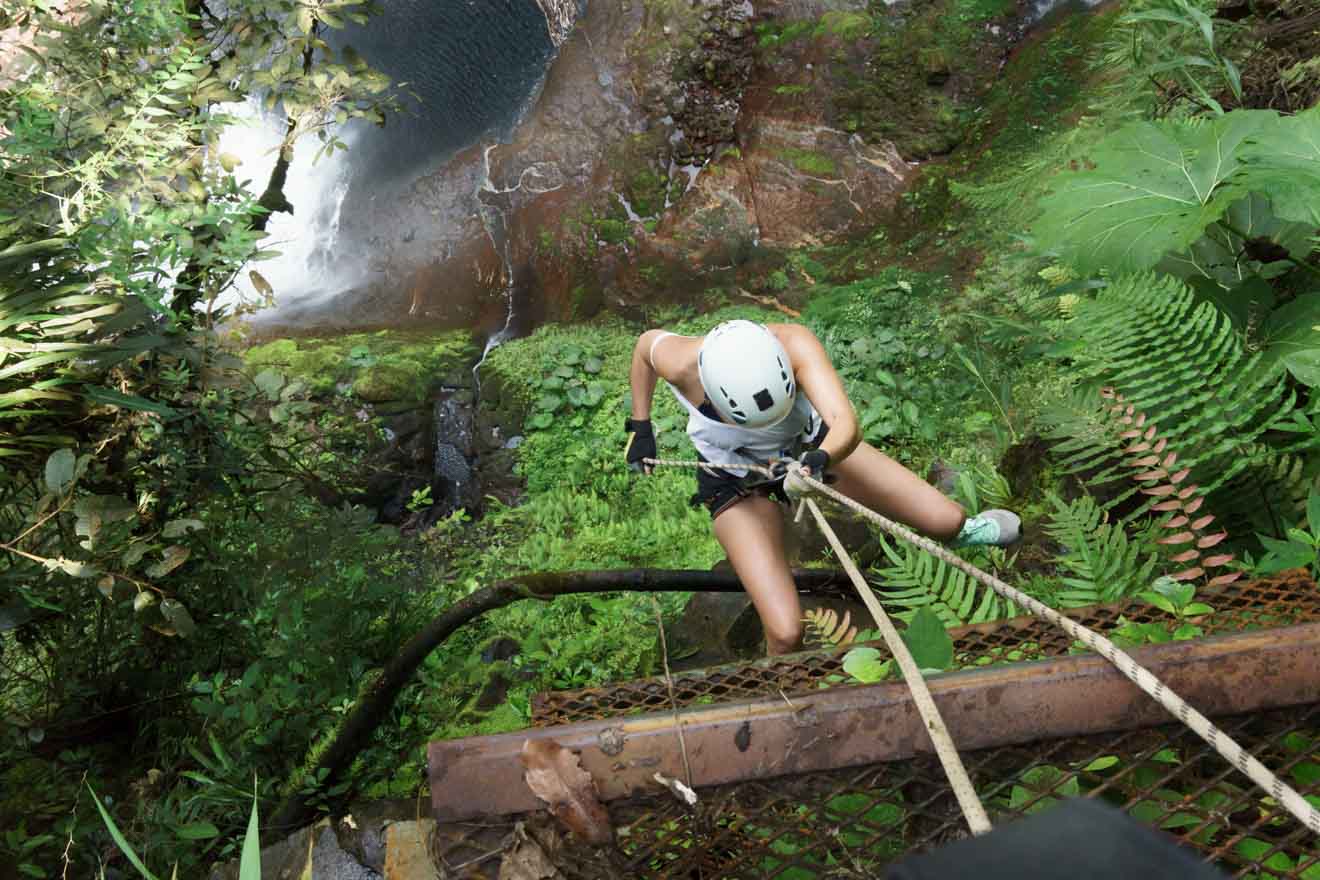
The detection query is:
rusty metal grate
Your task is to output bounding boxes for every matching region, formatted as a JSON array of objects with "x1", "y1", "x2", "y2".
[
  {"x1": 532, "y1": 572, "x2": 1320, "y2": 727},
  {"x1": 432, "y1": 701, "x2": 1320, "y2": 879}
]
